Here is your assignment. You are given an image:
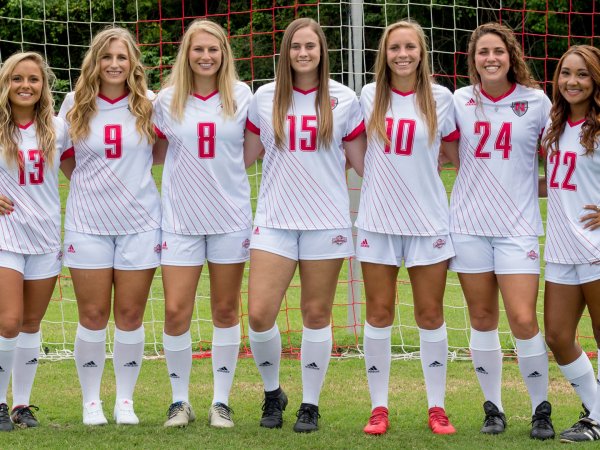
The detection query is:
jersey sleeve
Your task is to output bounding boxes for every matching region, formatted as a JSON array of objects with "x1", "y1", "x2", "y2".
[
  {"x1": 235, "y1": 81, "x2": 253, "y2": 123},
  {"x1": 539, "y1": 92, "x2": 552, "y2": 135},
  {"x1": 246, "y1": 88, "x2": 261, "y2": 135},
  {"x1": 58, "y1": 92, "x2": 75, "y2": 122},
  {"x1": 435, "y1": 86, "x2": 459, "y2": 141},
  {"x1": 342, "y1": 93, "x2": 365, "y2": 142},
  {"x1": 152, "y1": 94, "x2": 167, "y2": 138},
  {"x1": 58, "y1": 119, "x2": 74, "y2": 160}
]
